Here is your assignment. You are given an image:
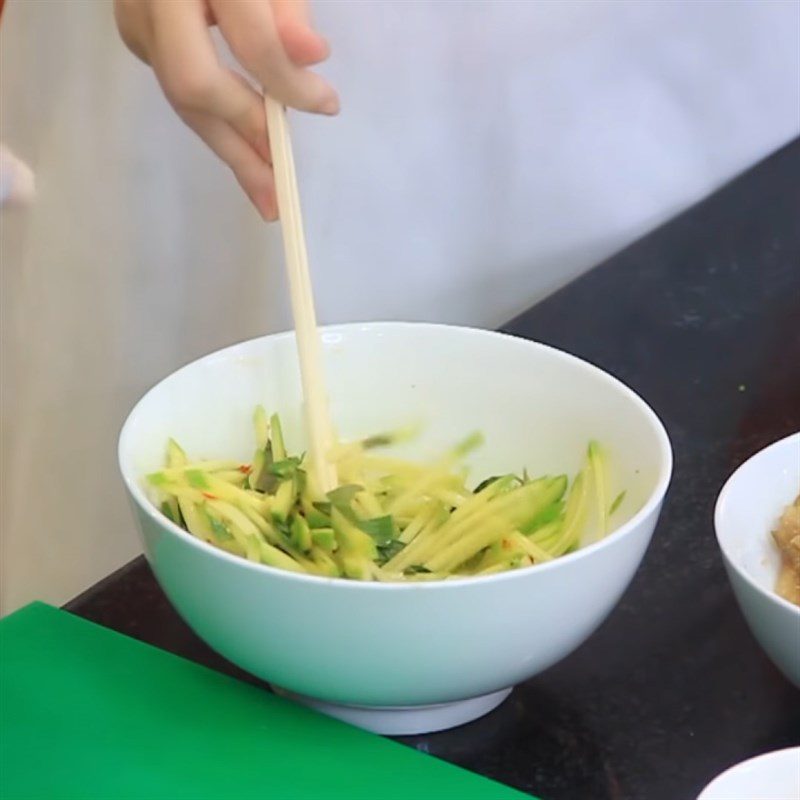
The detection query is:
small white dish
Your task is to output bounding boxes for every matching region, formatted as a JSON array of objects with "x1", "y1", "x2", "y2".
[
  {"x1": 697, "y1": 747, "x2": 800, "y2": 800},
  {"x1": 715, "y1": 432, "x2": 800, "y2": 687},
  {"x1": 119, "y1": 323, "x2": 672, "y2": 734}
]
